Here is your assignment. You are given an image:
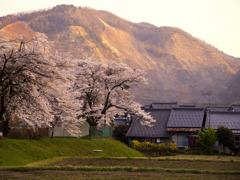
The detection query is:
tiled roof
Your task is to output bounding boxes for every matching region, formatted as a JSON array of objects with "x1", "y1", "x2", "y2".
[
  {"x1": 166, "y1": 128, "x2": 201, "y2": 132},
  {"x1": 179, "y1": 104, "x2": 196, "y2": 108},
  {"x1": 229, "y1": 104, "x2": 240, "y2": 112},
  {"x1": 149, "y1": 102, "x2": 178, "y2": 109},
  {"x1": 207, "y1": 107, "x2": 230, "y2": 112},
  {"x1": 167, "y1": 108, "x2": 205, "y2": 128},
  {"x1": 114, "y1": 118, "x2": 127, "y2": 127},
  {"x1": 126, "y1": 109, "x2": 171, "y2": 138},
  {"x1": 143, "y1": 105, "x2": 151, "y2": 109},
  {"x1": 205, "y1": 111, "x2": 240, "y2": 130}
]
